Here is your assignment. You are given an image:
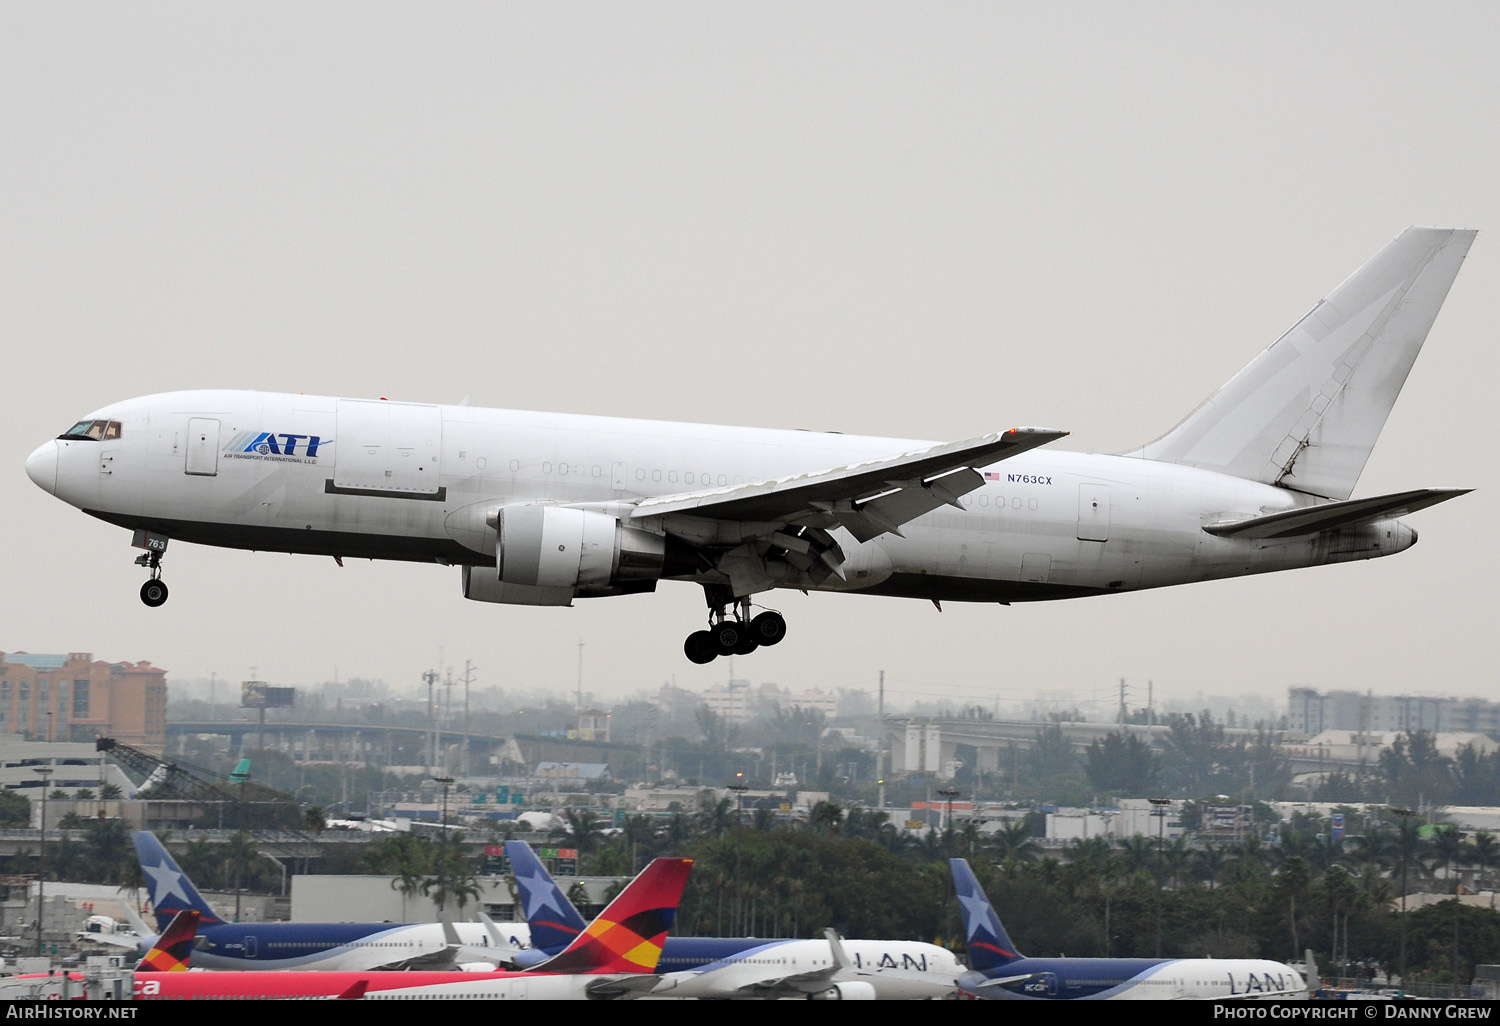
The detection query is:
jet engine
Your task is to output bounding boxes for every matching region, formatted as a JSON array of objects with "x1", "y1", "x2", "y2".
[{"x1": 462, "y1": 505, "x2": 692, "y2": 605}]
